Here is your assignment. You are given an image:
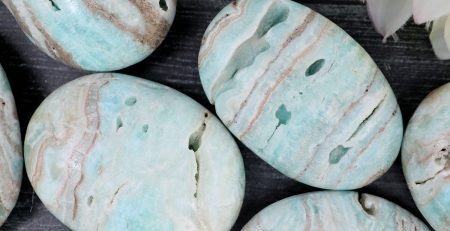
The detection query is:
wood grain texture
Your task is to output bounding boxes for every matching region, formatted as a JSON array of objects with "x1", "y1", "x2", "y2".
[{"x1": 1, "y1": 0, "x2": 449, "y2": 230}]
